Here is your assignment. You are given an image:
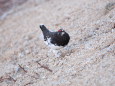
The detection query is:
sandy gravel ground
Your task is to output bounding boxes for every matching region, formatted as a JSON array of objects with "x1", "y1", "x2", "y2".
[{"x1": 0, "y1": 0, "x2": 115, "y2": 86}]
